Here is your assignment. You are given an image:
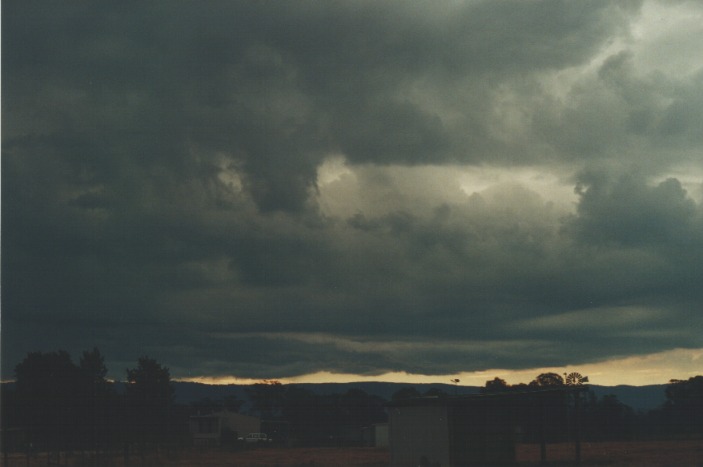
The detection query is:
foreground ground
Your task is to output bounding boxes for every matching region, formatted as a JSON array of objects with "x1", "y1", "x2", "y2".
[
  {"x1": 3, "y1": 440, "x2": 702, "y2": 466},
  {"x1": 516, "y1": 440, "x2": 703, "y2": 465}
]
